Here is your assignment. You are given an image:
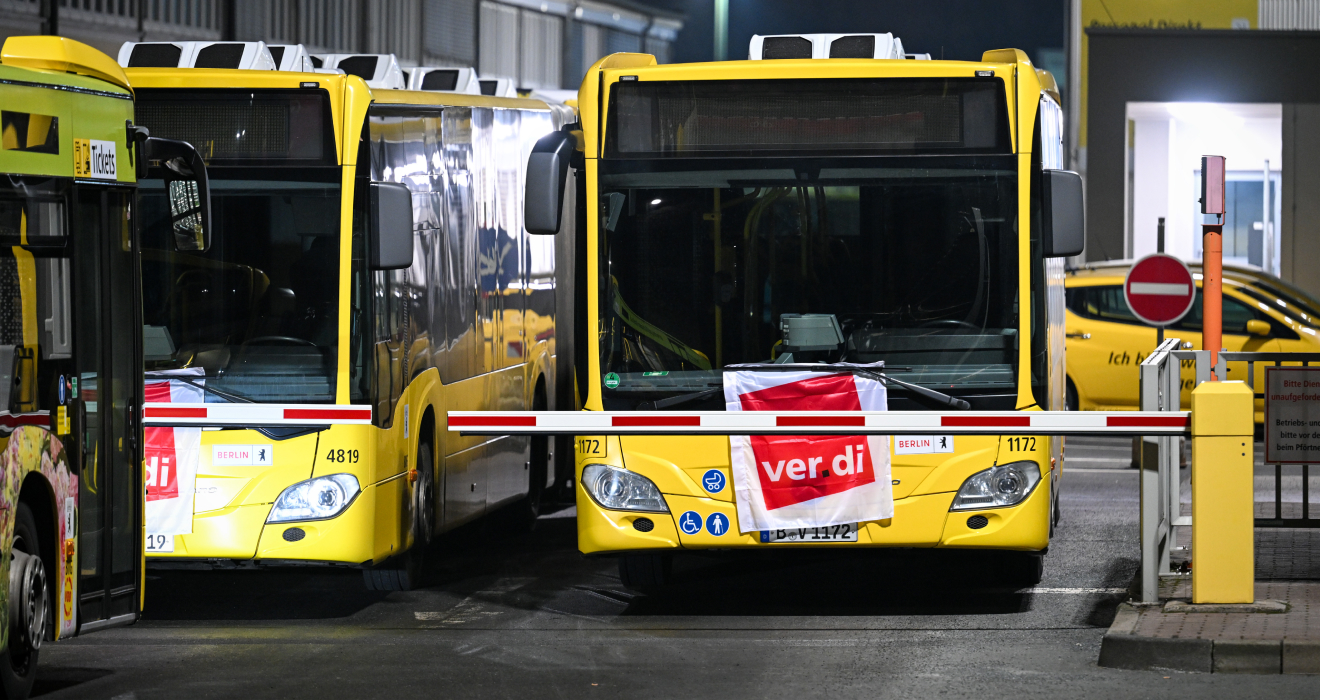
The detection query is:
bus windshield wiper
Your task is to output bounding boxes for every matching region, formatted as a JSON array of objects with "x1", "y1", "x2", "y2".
[
  {"x1": 164, "y1": 376, "x2": 255, "y2": 404},
  {"x1": 726, "y1": 362, "x2": 973, "y2": 411},
  {"x1": 637, "y1": 386, "x2": 723, "y2": 410},
  {"x1": 630, "y1": 363, "x2": 970, "y2": 411}
]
